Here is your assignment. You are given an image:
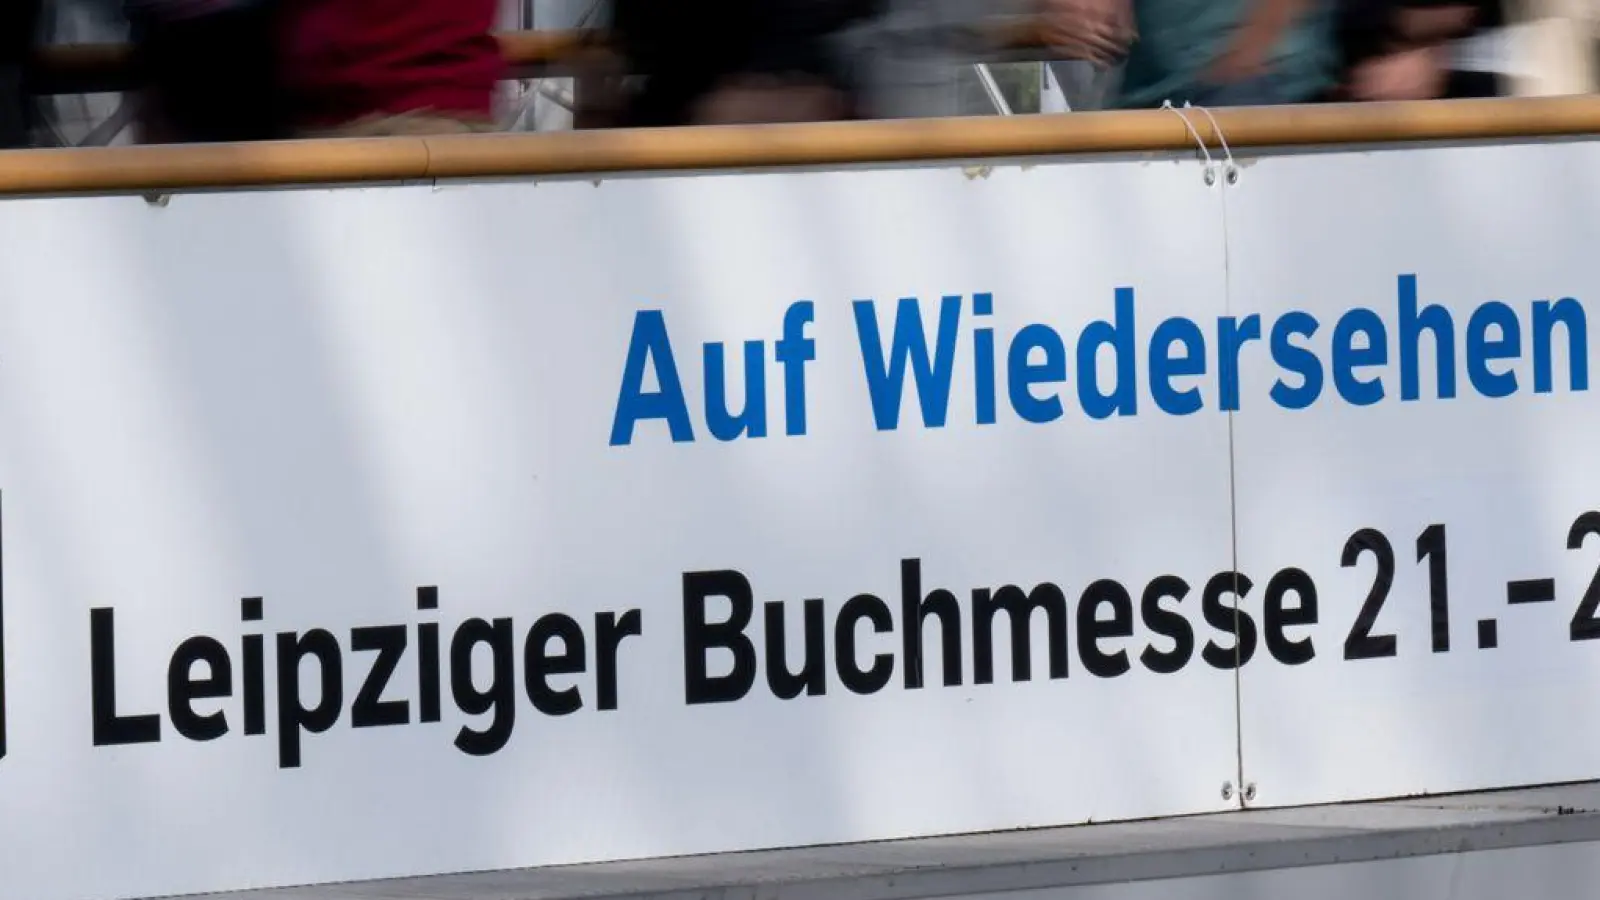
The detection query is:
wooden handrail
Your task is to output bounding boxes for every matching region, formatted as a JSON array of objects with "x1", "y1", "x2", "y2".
[{"x1": 1, "y1": 95, "x2": 1599, "y2": 197}]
